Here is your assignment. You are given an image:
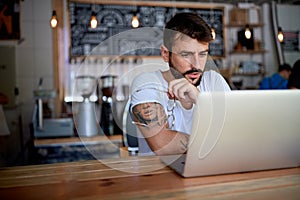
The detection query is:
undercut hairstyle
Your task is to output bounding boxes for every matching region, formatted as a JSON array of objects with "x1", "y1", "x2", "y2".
[{"x1": 163, "y1": 12, "x2": 213, "y2": 50}]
